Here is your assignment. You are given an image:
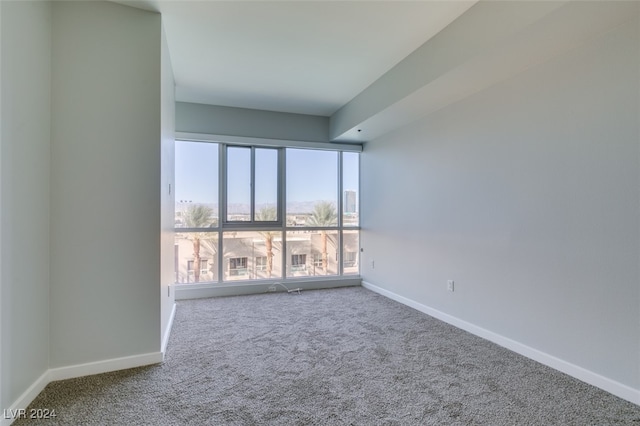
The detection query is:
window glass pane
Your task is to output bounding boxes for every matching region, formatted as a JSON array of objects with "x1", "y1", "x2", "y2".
[
  {"x1": 255, "y1": 256, "x2": 268, "y2": 271},
  {"x1": 286, "y1": 149, "x2": 338, "y2": 227},
  {"x1": 342, "y1": 230, "x2": 359, "y2": 276},
  {"x1": 286, "y1": 230, "x2": 338, "y2": 277},
  {"x1": 255, "y1": 148, "x2": 278, "y2": 222},
  {"x1": 174, "y1": 232, "x2": 218, "y2": 284},
  {"x1": 175, "y1": 141, "x2": 218, "y2": 228},
  {"x1": 176, "y1": 141, "x2": 360, "y2": 285},
  {"x1": 223, "y1": 231, "x2": 282, "y2": 281},
  {"x1": 226, "y1": 147, "x2": 251, "y2": 221},
  {"x1": 200, "y1": 259, "x2": 208, "y2": 274},
  {"x1": 342, "y1": 152, "x2": 359, "y2": 227}
]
